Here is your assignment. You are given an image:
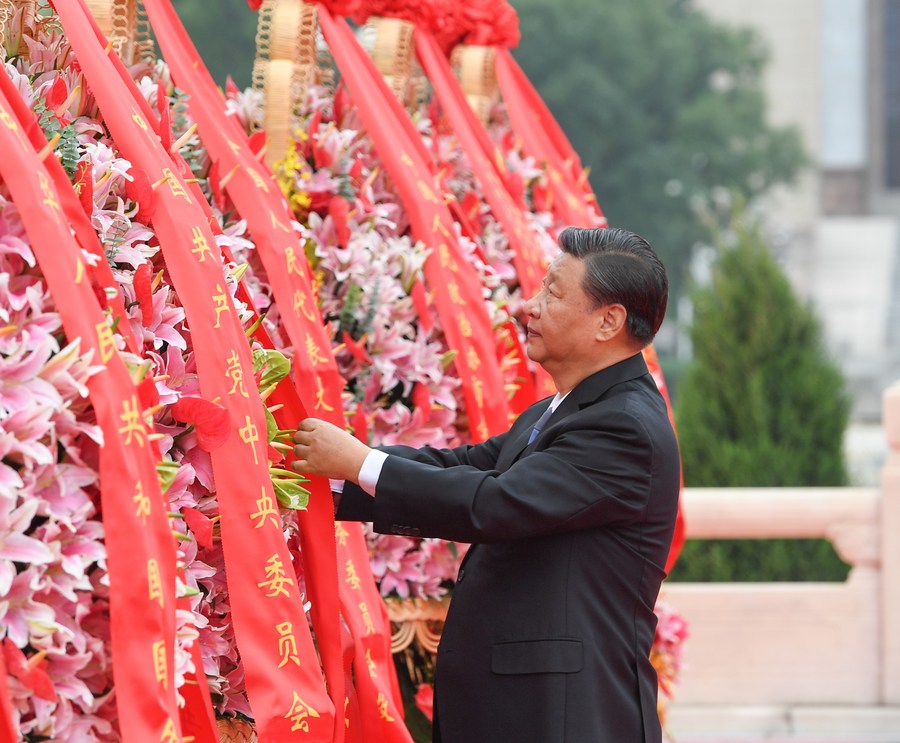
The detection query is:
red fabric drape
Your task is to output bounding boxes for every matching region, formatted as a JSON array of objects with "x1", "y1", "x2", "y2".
[
  {"x1": 53, "y1": 1, "x2": 336, "y2": 737},
  {"x1": 318, "y1": 5, "x2": 510, "y2": 441},
  {"x1": 0, "y1": 79, "x2": 183, "y2": 742}
]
